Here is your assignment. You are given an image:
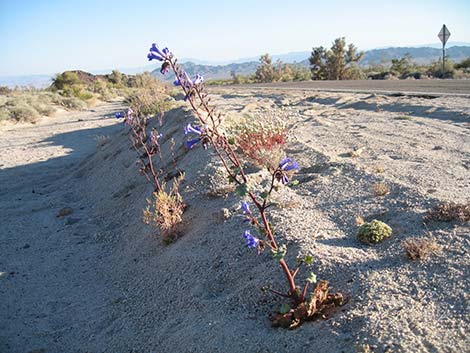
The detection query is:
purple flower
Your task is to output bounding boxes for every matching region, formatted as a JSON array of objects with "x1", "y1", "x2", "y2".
[
  {"x1": 115, "y1": 112, "x2": 123, "y2": 119},
  {"x1": 241, "y1": 201, "x2": 251, "y2": 215},
  {"x1": 281, "y1": 174, "x2": 289, "y2": 185},
  {"x1": 147, "y1": 43, "x2": 172, "y2": 62},
  {"x1": 279, "y1": 157, "x2": 299, "y2": 171},
  {"x1": 243, "y1": 230, "x2": 259, "y2": 249},
  {"x1": 149, "y1": 130, "x2": 162, "y2": 147},
  {"x1": 184, "y1": 123, "x2": 202, "y2": 135},
  {"x1": 160, "y1": 62, "x2": 170, "y2": 75},
  {"x1": 186, "y1": 138, "x2": 201, "y2": 149},
  {"x1": 193, "y1": 74, "x2": 204, "y2": 85},
  {"x1": 124, "y1": 108, "x2": 134, "y2": 125}
]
